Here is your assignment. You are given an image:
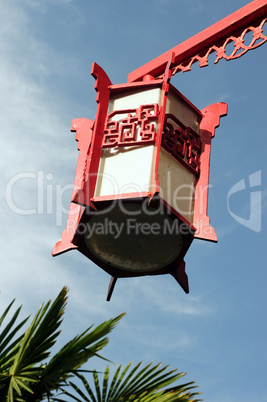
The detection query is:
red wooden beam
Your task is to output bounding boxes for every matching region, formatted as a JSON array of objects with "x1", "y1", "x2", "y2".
[{"x1": 128, "y1": 0, "x2": 267, "y2": 82}]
